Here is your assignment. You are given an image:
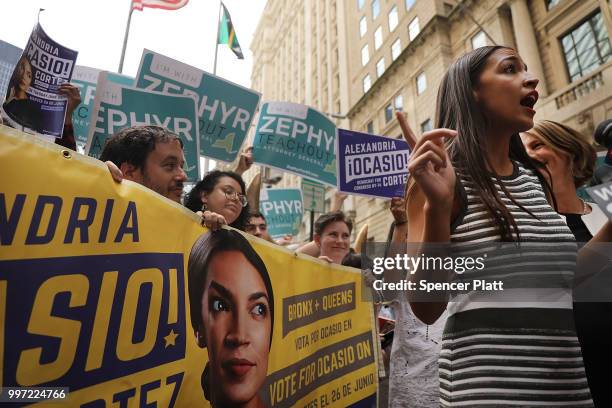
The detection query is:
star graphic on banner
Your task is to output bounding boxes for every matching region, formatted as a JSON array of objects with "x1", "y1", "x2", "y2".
[
  {"x1": 164, "y1": 329, "x2": 179, "y2": 348},
  {"x1": 315, "y1": 300, "x2": 320, "y2": 311}
]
